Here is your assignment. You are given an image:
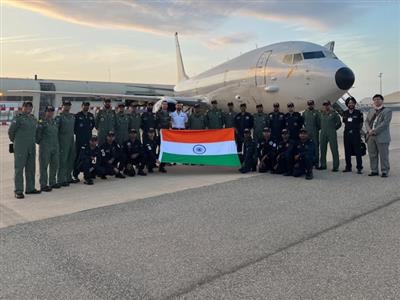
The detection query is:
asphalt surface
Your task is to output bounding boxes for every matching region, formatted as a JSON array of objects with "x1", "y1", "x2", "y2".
[{"x1": 1, "y1": 149, "x2": 399, "y2": 299}]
